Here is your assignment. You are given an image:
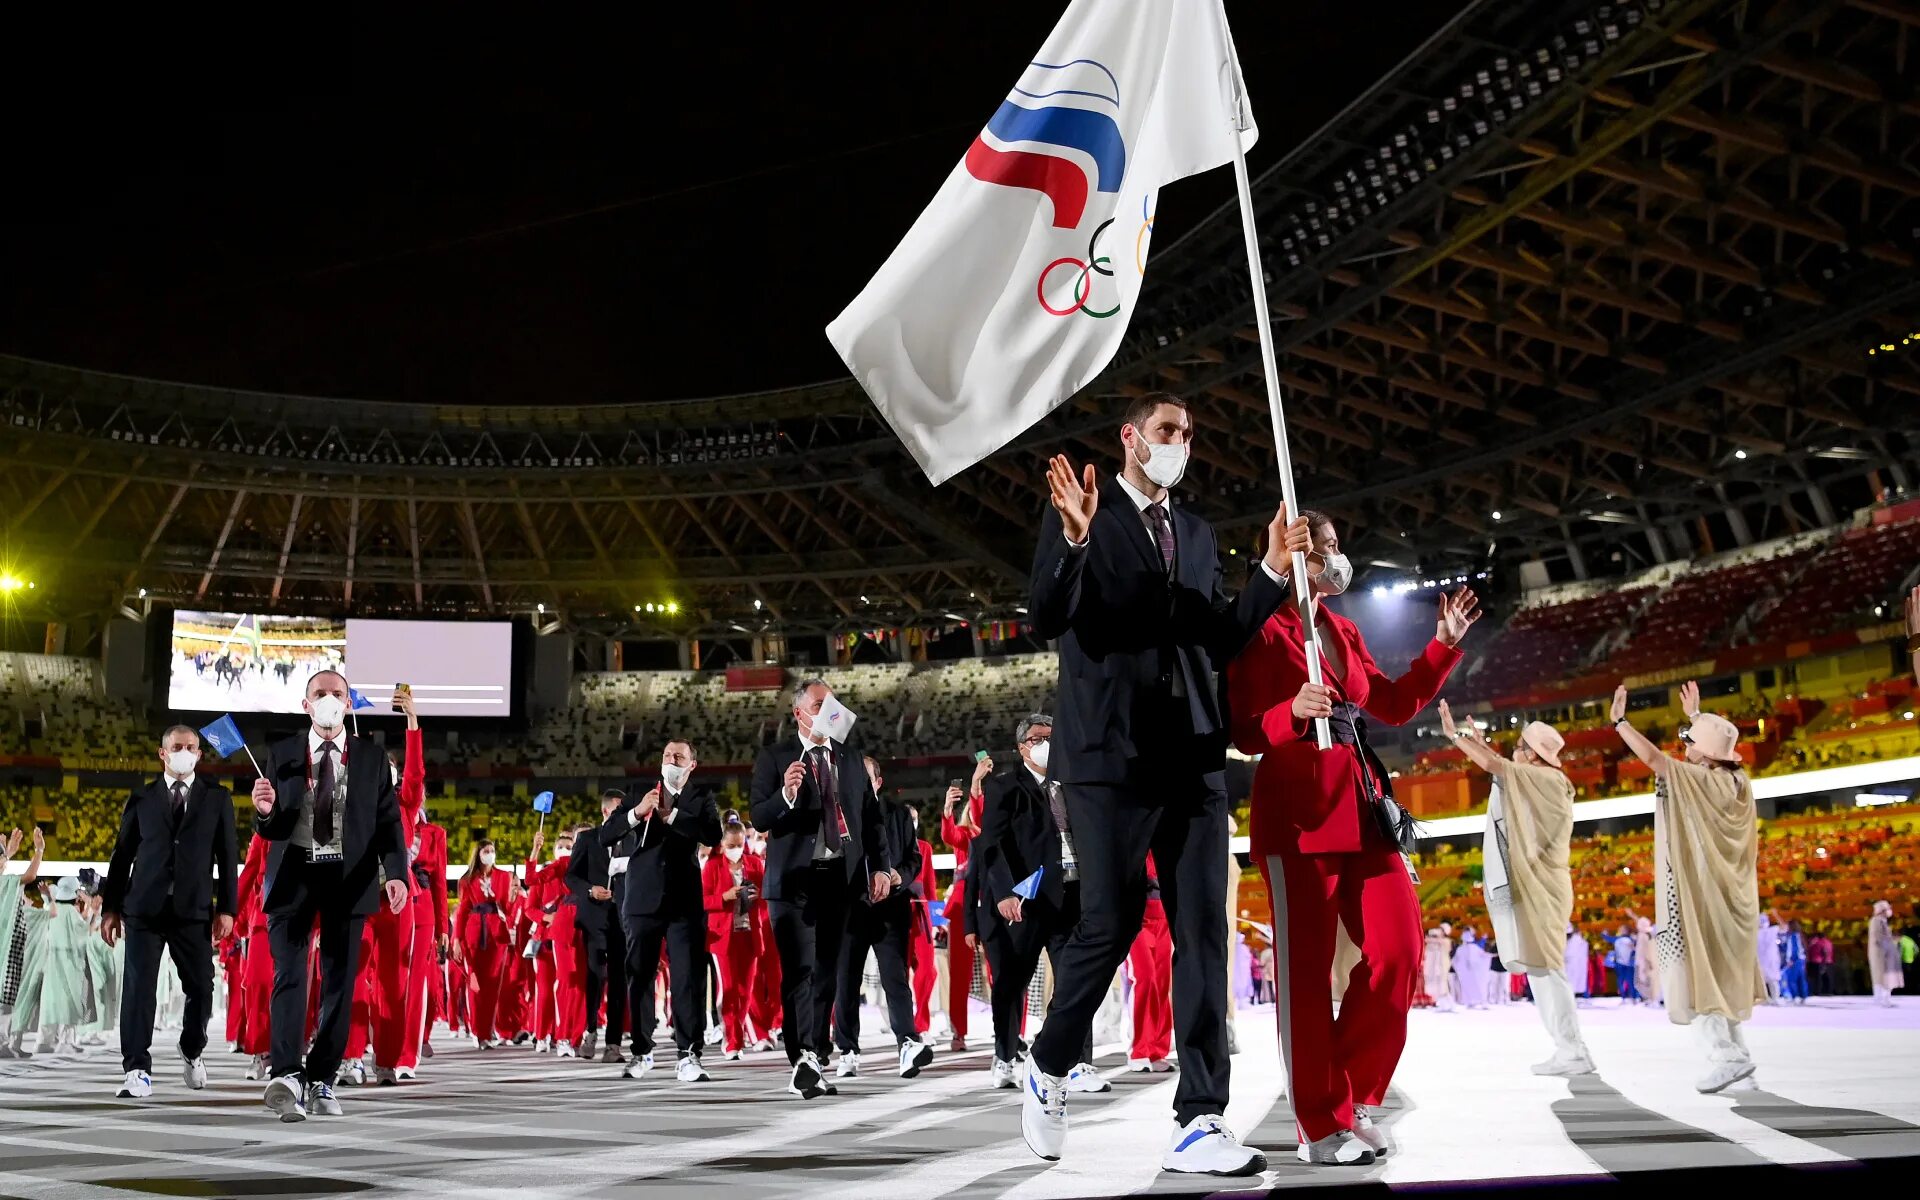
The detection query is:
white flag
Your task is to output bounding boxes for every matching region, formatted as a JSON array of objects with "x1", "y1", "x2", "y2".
[{"x1": 827, "y1": 0, "x2": 1256, "y2": 485}]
